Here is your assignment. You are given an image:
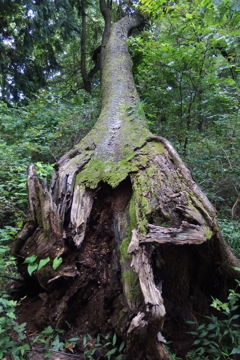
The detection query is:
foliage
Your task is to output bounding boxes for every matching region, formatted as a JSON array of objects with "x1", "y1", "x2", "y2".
[
  {"x1": 0, "y1": 0, "x2": 81, "y2": 103},
  {"x1": 186, "y1": 281, "x2": 240, "y2": 359},
  {"x1": 0, "y1": 225, "x2": 22, "y2": 293},
  {"x1": 52, "y1": 257, "x2": 63, "y2": 271},
  {"x1": 0, "y1": 305, "x2": 79, "y2": 359},
  {"x1": 23, "y1": 255, "x2": 62, "y2": 275},
  {"x1": 219, "y1": 219, "x2": 240, "y2": 258},
  {"x1": 0, "y1": 293, "x2": 30, "y2": 359},
  {"x1": 164, "y1": 344, "x2": 183, "y2": 360},
  {"x1": 31, "y1": 325, "x2": 79, "y2": 358},
  {"x1": 83, "y1": 333, "x2": 125, "y2": 360},
  {"x1": 183, "y1": 124, "x2": 240, "y2": 217},
  {"x1": 130, "y1": 0, "x2": 240, "y2": 217},
  {"x1": 0, "y1": 0, "x2": 111, "y2": 103},
  {"x1": 0, "y1": 224, "x2": 28, "y2": 358},
  {"x1": 0, "y1": 93, "x2": 100, "y2": 228}
]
